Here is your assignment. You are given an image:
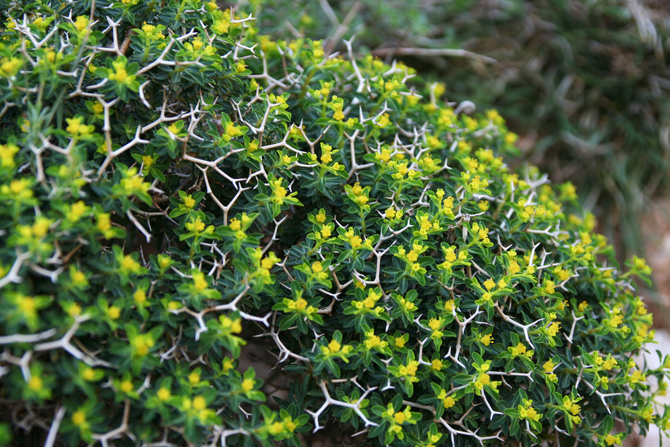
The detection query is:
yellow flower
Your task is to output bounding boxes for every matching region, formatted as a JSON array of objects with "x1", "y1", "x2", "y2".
[
  {"x1": 67, "y1": 201, "x2": 89, "y2": 222},
  {"x1": 605, "y1": 434, "x2": 620, "y2": 446},
  {"x1": 543, "y1": 360, "x2": 555, "y2": 373},
  {"x1": 120, "y1": 255, "x2": 140, "y2": 273},
  {"x1": 544, "y1": 280, "x2": 556, "y2": 295},
  {"x1": 268, "y1": 421, "x2": 284, "y2": 435},
  {"x1": 108, "y1": 306, "x2": 121, "y2": 320},
  {"x1": 320, "y1": 145, "x2": 333, "y2": 164},
  {"x1": 86, "y1": 102, "x2": 103, "y2": 116},
  {"x1": 443, "y1": 396, "x2": 456, "y2": 408},
  {"x1": 377, "y1": 113, "x2": 390, "y2": 128},
  {"x1": 0, "y1": 143, "x2": 19, "y2": 168},
  {"x1": 328, "y1": 339, "x2": 341, "y2": 353},
  {"x1": 67, "y1": 303, "x2": 82, "y2": 317},
  {"x1": 212, "y1": 19, "x2": 230, "y2": 34},
  {"x1": 0, "y1": 57, "x2": 22, "y2": 77},
  {"x1": 120, "y1": 380, "x2": 133, "y2": 393},
  {"x1": 405, "y1": 361, "x2": 419, "y2": 376},
  {"x1": 32, "y1": 217, "x2": 52, "y2": 238},
  {"x1": 108, "y1": 60, "x2": 134, "y2": 85},
  {"x1": 222, "y1": 358, "x2": 234, "y2": 374},
  {"x1": 141, "y1": 155, "x2": 154, "y2": 170},
  {"x1": 193, "y1": 272, "x2": 209, "y2": 292},
  {"x1": 562, "y1": 396, "x2": 580, "y2": 415},
  {"x1": 131, "y1": 334, "x2": 154, "y2": 356},
  {"x1": 547, "y1": 322, "x2": 560, "y2": 337},
  {"x1": 508, "y1": 260, "x2": 521, "y2": 275},
  {"x1": 406, "y1": 250, "x2": 419, "y2": 262},
  {"x1": 602, "y1": 358, "x2": 617, "y2": 370},
  {"x1": 166, "y1": 123, "x2": 180, "y2": 135},
  {"x1": 312, "y1": 41, "x2": 325, "y2": 59},
  {"x1": 629, "y1": 369, "x2": 645, "y2": 385},
  {"x1": 400, "y1": 297, "x2": 417, "y2": 311},
  {"x1": 192, "y1": 395, "x2": 207, "y2": 411},
  {"x1": 320, "y1": 226, "x2": 332, "y2": 238},
  {"x1": 283, "y1": 416, "x2": 297, "y2": 432},
  {"x1": 80, "y1": 367, "x2": 96, "y2": 381},
  {"x1": 505, "y1": 132, "x2": 518, "y2": 144},
  {"x1": 241, "y1": 378, "x2": 254, "y2": 392},
  {"x1": 480, "y1": 334, "x2": 493, "y2": 346},
  {"x1": 188, "y1": 371, "x2": 200, "y2": 385},
  {"x1": 510, "y1": 342, "x2": 528, "y2": 357},
  {"x1": 185, "y1": 218, "x2": 206, "y2": 233},
  {"x1": 17, "y1": 296, "x2": 36, "y2": 317},
  {"x1": 474, "y1": 373, "x2": 491, "y2": 391},
  {"x1": 428, "y1": 318, "x2": 441, "y2": 331},
  {"x1": 570, "y1": 403, "x2": 580, "y2": 415},
  {"x1": 74, "y1": 16, "x2": 89, "y2": 33},
  {"x1": 157, "y1": 387, "x2": 171, "y2": 401},
  {"x1": 220, "y1": 316, "x2": 243, "y2": 334},
  {"x1": 28, "y1": 376, "x2": 43, "y2": 391},
  {"x1": 96, "y1": 213, "x2": 112, "y2": 232},
  {"x1": 71, "y1": 411, "x2": 86, "y2": 426},
  {"x1": 133, "y1": 289, "x2": 147, "y2": 303},
  {"x1": 66, "y1": 116, "x2": 94, "y2": 137}
]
